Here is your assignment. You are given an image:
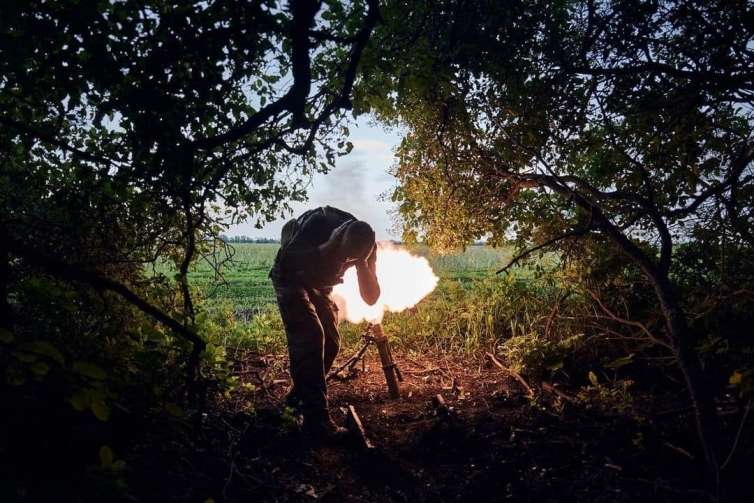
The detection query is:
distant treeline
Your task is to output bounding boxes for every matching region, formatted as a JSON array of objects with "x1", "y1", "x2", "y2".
[
  {"x1": 220, "y1": 235, "x2": 487, "y2": 245},
  {"x1": 222, "y1": 235, "x2": 280, "y2": 244}
]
